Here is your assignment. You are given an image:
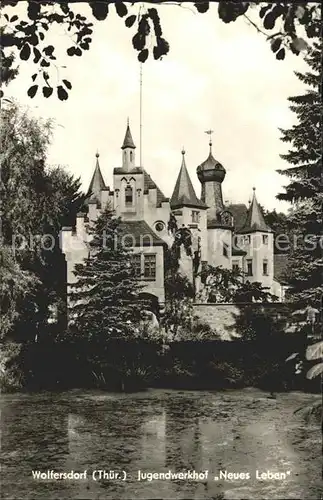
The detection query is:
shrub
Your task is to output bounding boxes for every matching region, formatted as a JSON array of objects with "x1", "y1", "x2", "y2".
[
  {"x1": 0, "y1": 342, "x2": 25, "y2": 392},
  {"x1": 207, "y1": 359, "x2": 245, "y2": 387}
]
